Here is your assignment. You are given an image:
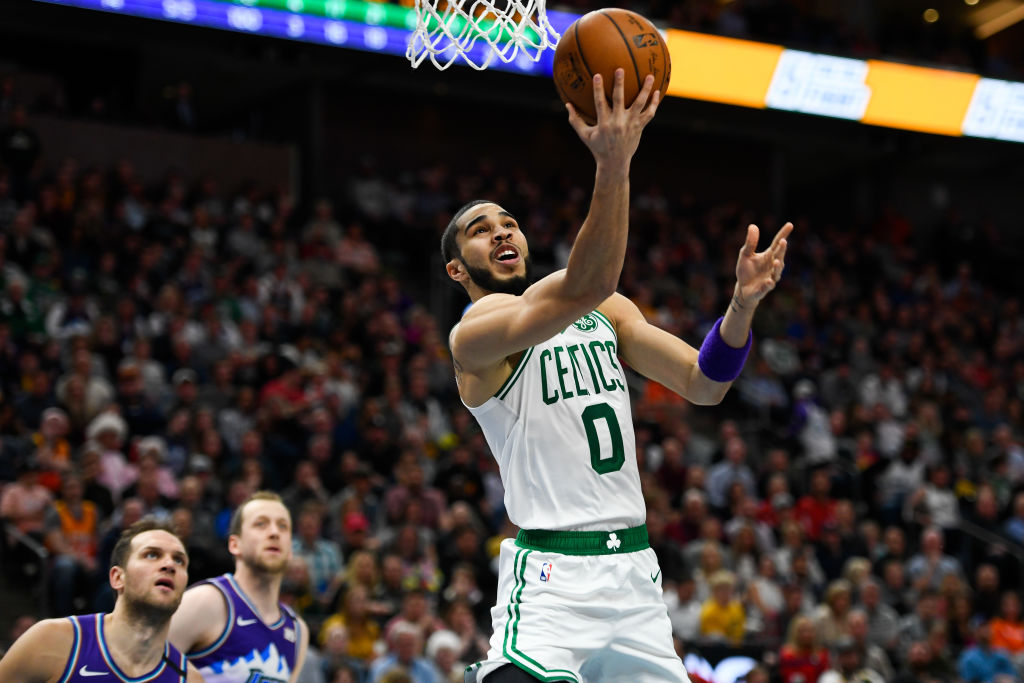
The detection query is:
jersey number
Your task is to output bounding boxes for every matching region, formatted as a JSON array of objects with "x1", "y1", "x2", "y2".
[{"x1": 582, "y1": 402, "x2": 625, "y2": 474}]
